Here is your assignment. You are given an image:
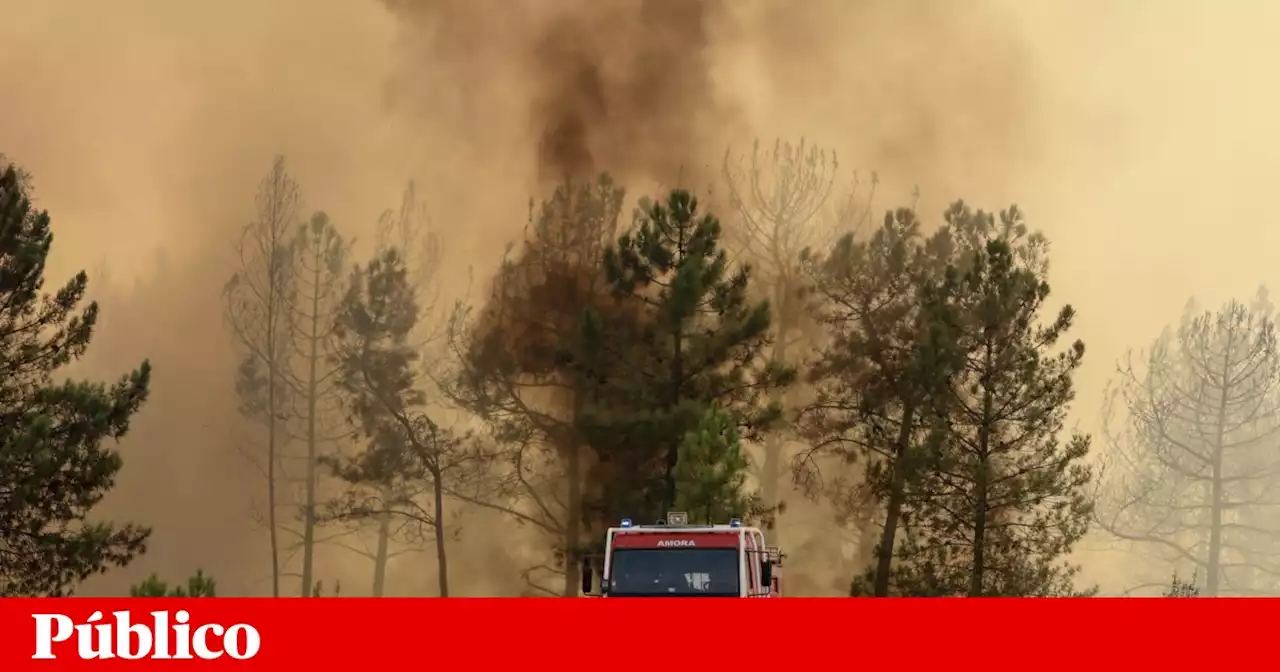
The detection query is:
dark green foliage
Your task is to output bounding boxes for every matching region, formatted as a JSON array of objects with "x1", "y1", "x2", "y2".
[
  {"x1": 806, "y1": 201, "x2": 1094, "y2": 597},
  {"x1": 331, "y1": 247, "x2": 425, "y2": 474},
  {"x1": 130, "y1": 570, "x2": 216, "y2": 597},
  {"x1": 799, "y1": 207, "x2": 959, "y2": 596},
  {"x1": 672, "y1": 405, "x2": 757, "y2": 524},
  {"x1": 328, "y1": 247, "x2": 428, "y2": 520},
  {"x1": 0, "y1": 164, "x2": 152, "y2": 596},
  {"x1": 445, "y1": 174, "x2": 627, "y2": 595},
  {"x1": 573, "y1": 188, "x2": 794, "y2": 525},
  {"x1": 892, "y1": 203, "x2": 1094, "y2": 597}
]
